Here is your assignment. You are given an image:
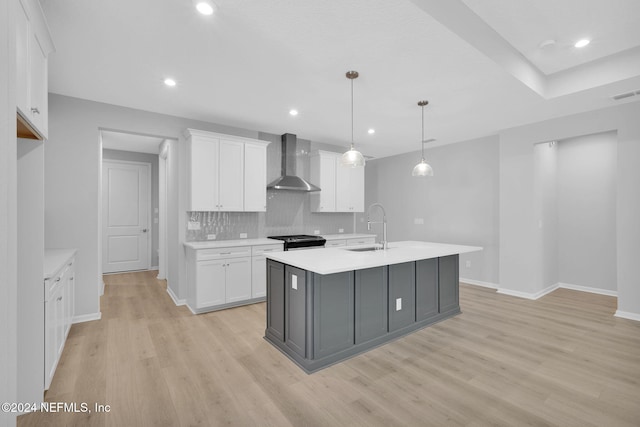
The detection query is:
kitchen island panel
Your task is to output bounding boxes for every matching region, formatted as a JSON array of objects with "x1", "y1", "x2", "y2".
[
  {"x1": 285, "y1": 265, "x2": 308, "y2": 358},
  {"x1": 416, "y1": 258, "x2": 439, "y2": 321},
  {"x1": 312, "y1": 271, "x2": 355, "y2": 359},
  {"x1": 354, "y1": 266, "x2": 388, "y2": 344},
  {"x1": 266, "y1": 260, "x2": 285, "y2": 342},
  {"x1": 439, "y1": 255, "x2": 460, "y2": 315},
  {"x1": 388, "y1": 262, "x2": 416, "y2": 332}
]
